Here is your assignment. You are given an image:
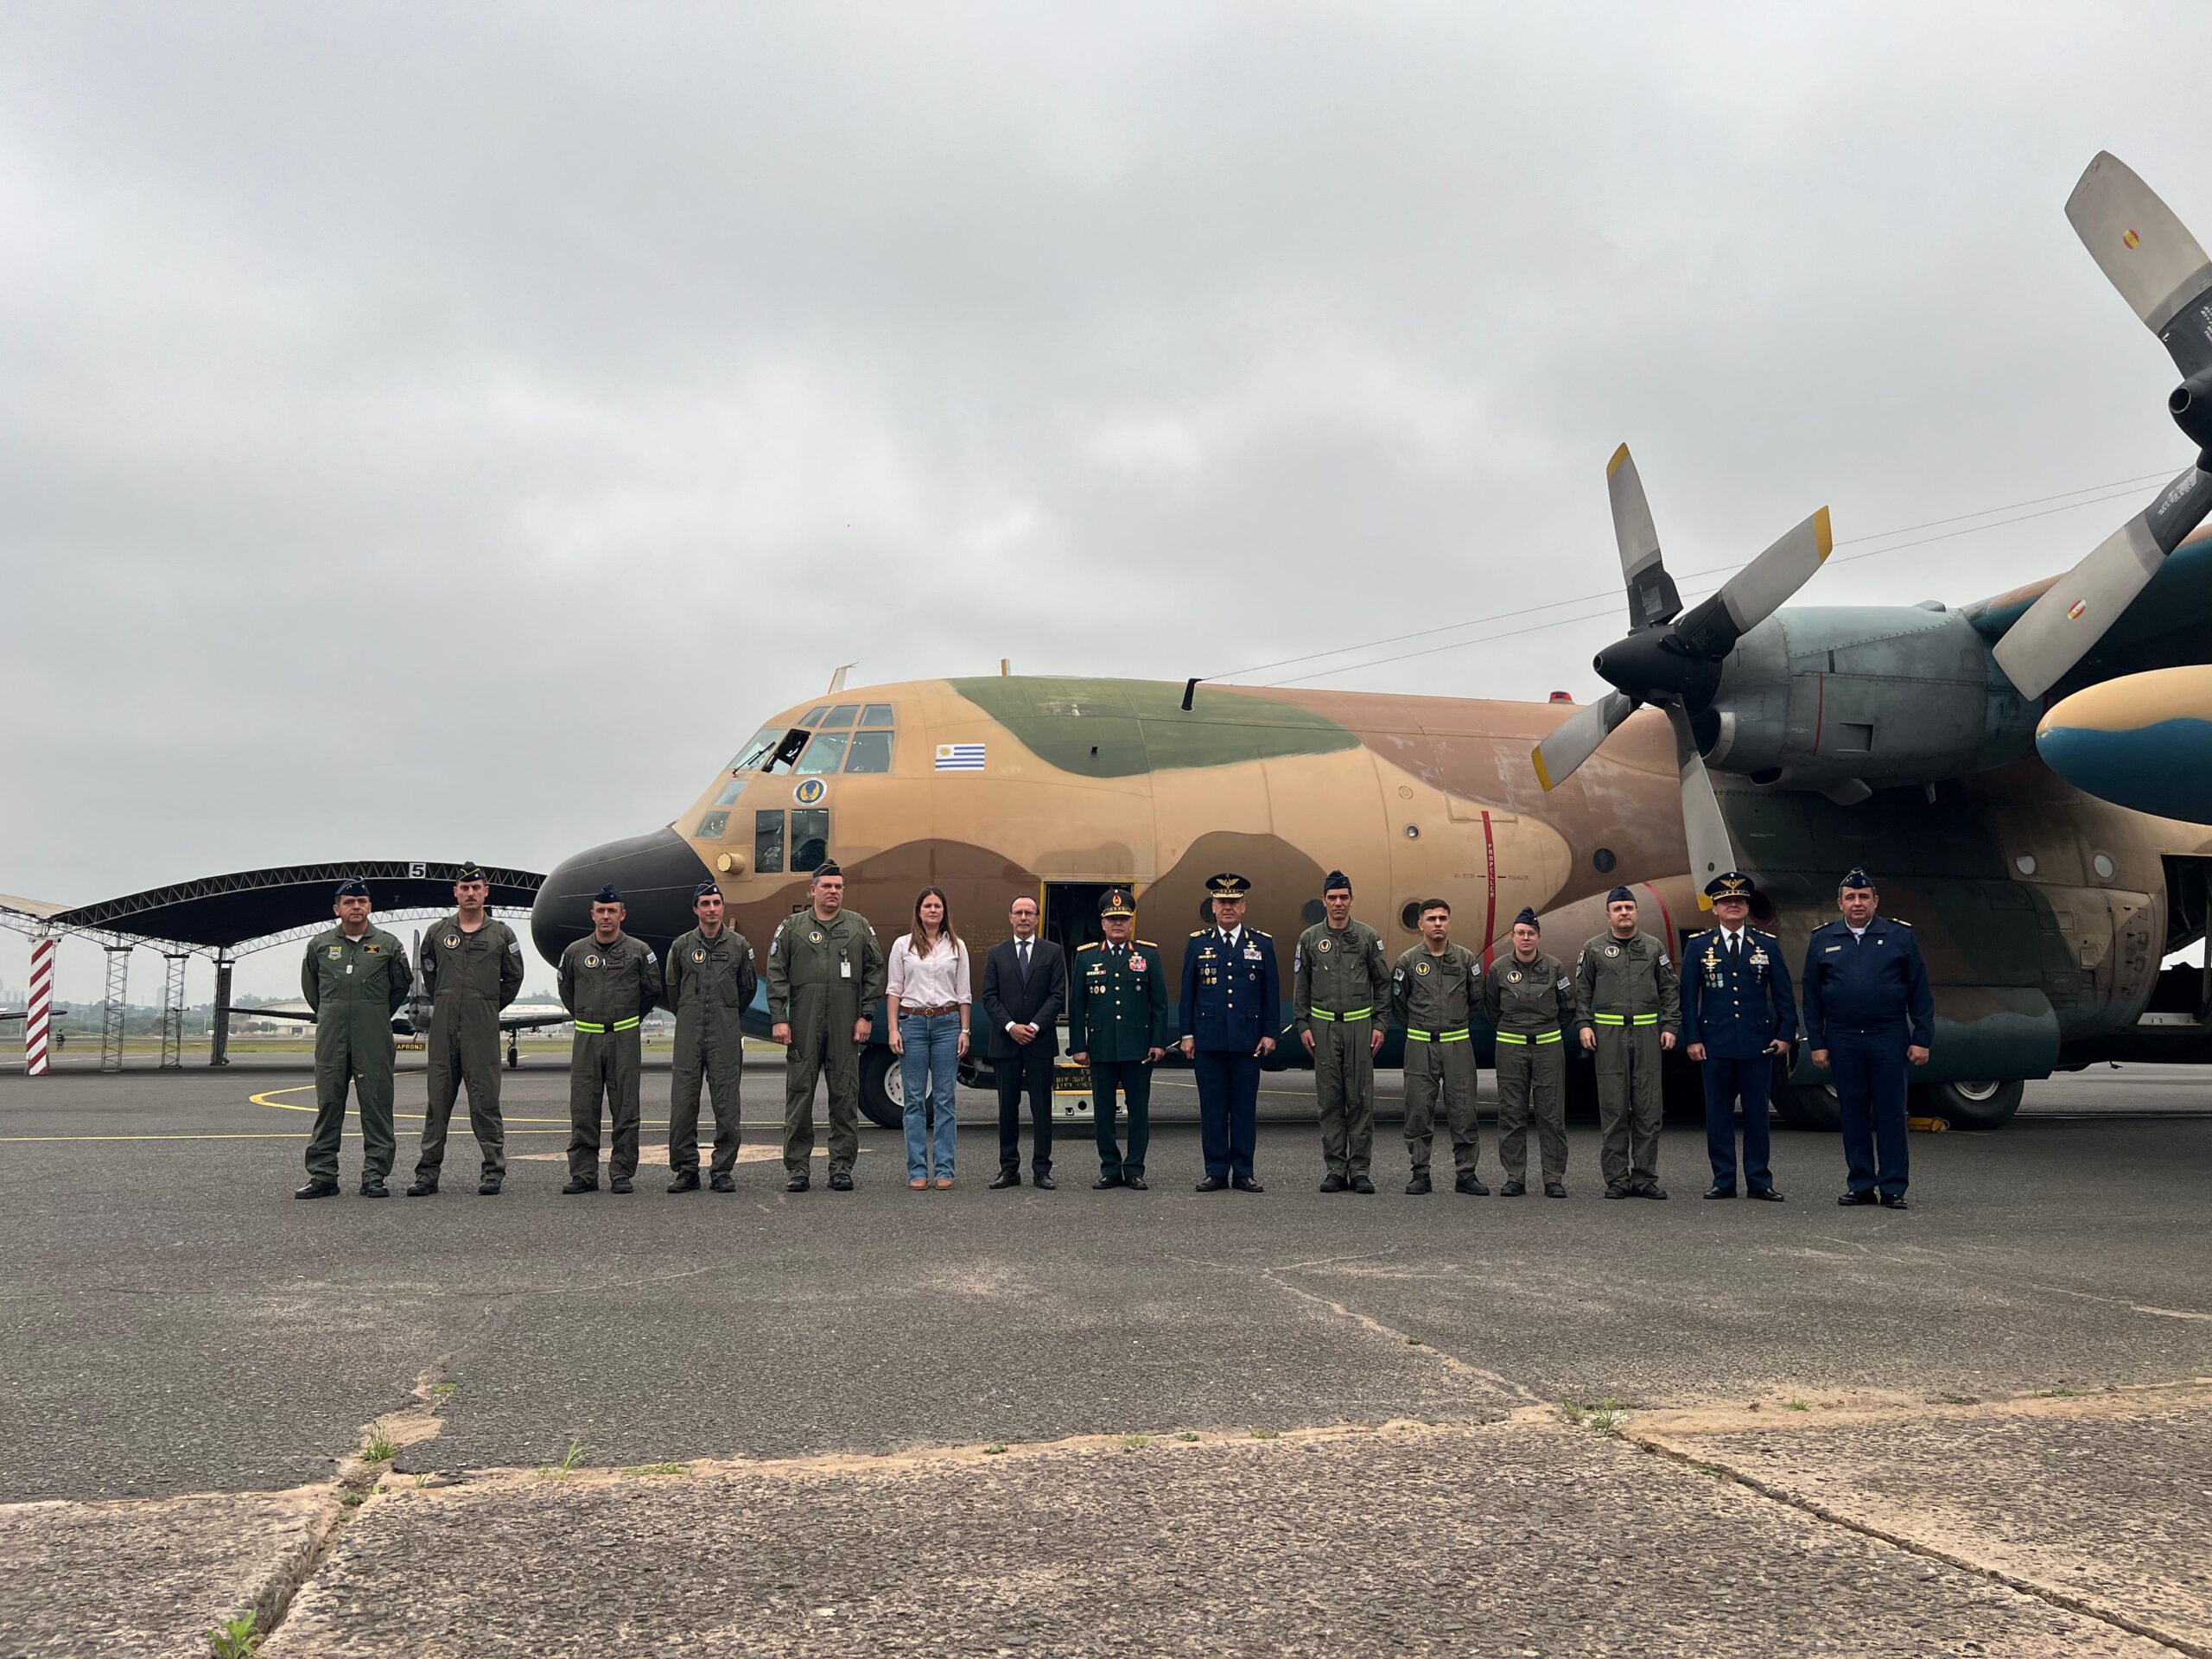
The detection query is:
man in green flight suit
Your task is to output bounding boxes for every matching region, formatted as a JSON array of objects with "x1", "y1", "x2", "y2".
[
  {"x1": 558, "y1": 882, "x2": 663, "y2": 1195},
  {"x1": 408, "y1": 861, "x2": 525, "y2": 1198},
  {"x1": 1479, "y1": 906, "x2": 1573, "y2": 1198},
  {"x1": 666, "y1": 878, "x2": 759, "y2": 1194},
  {"x1": 1295, "y1": 870, "x2": 1394, "y2": 1194},
  {"x1": 1390, "y1": 897, "x2": 1488, "y2": 1195},
  {"x1": 767, "y1": 861, "x2": 885, "y2": 1193},
  {"x1": 1067, "y1": 887, "x2": 1171, "y2": 1190},
  {"x1": 1575, "y1": 885, "x2": 1681, "y2": 1199},
  {"x1": 295, "y1": 876, "x2": 414, "y2": 1200}
]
